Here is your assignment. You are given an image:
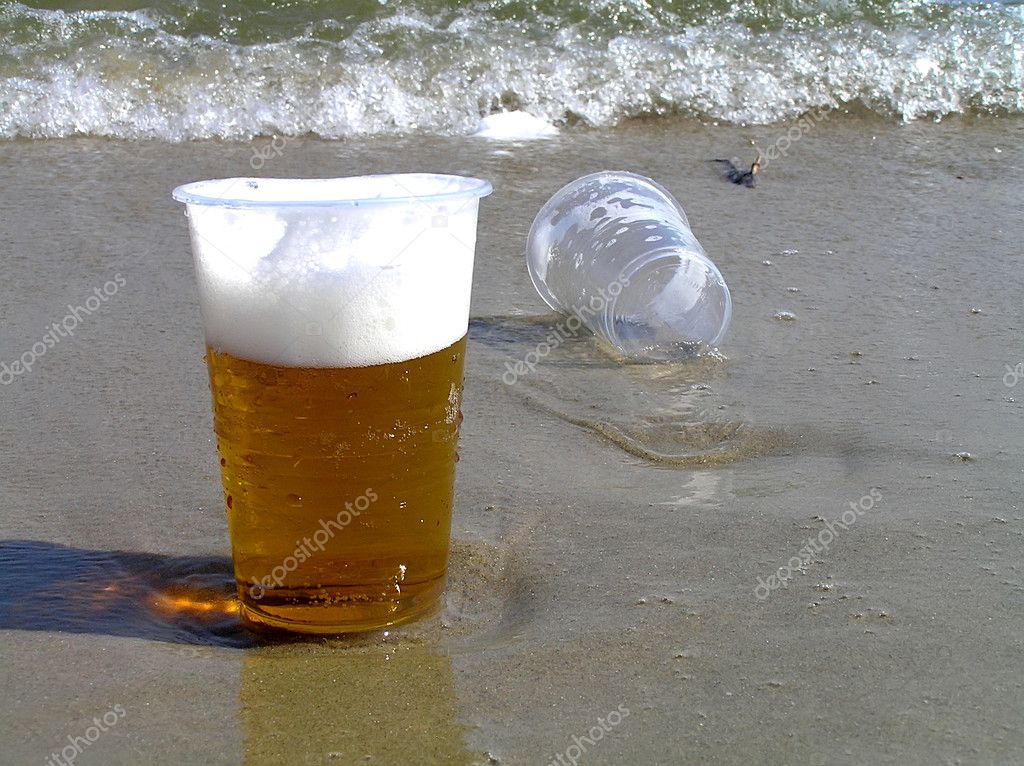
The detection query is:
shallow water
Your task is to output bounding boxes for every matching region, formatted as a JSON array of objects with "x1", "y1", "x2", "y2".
[
  {"x1": 470, "y1": 315, "x2": 785, "y2": 465},
  {"x1": 1, "y1": 117, "x2": 1022, "y2": 763}
]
